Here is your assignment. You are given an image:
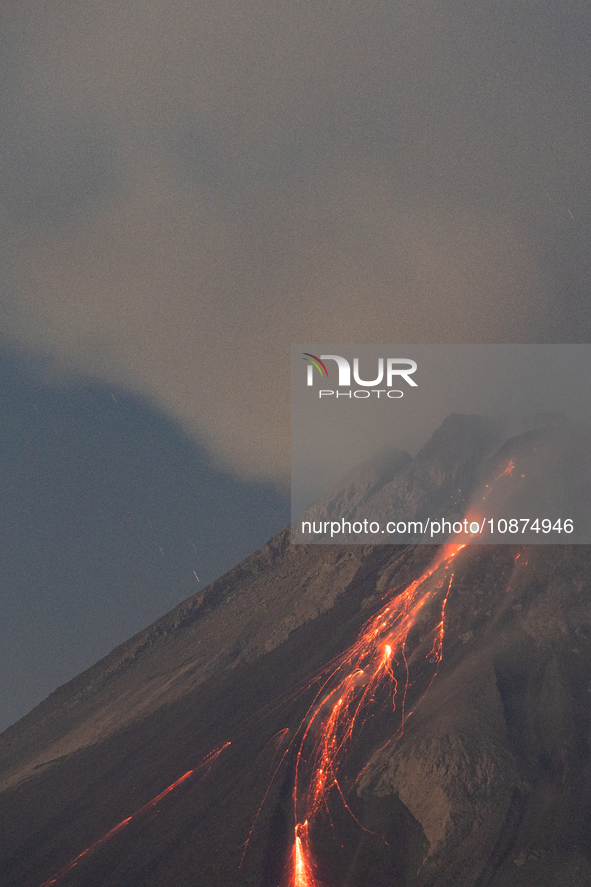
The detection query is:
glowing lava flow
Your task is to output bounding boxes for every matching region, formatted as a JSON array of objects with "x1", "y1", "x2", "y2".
[
  {"x1": 38, "y1": 742, "x2": 230, "y2": 887},
  {"x1": 482, "y1": 457, "x2": 517, "y2": 500},
  {"x1": 289, "y1": 544, "x2": 466, "y2": 885},
  {"x1": 284, "y1": 453, "x2": 534, "y2": 883},
  {"x1": 293, "y1": 821, "x2": 318, "y2": 887}
]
